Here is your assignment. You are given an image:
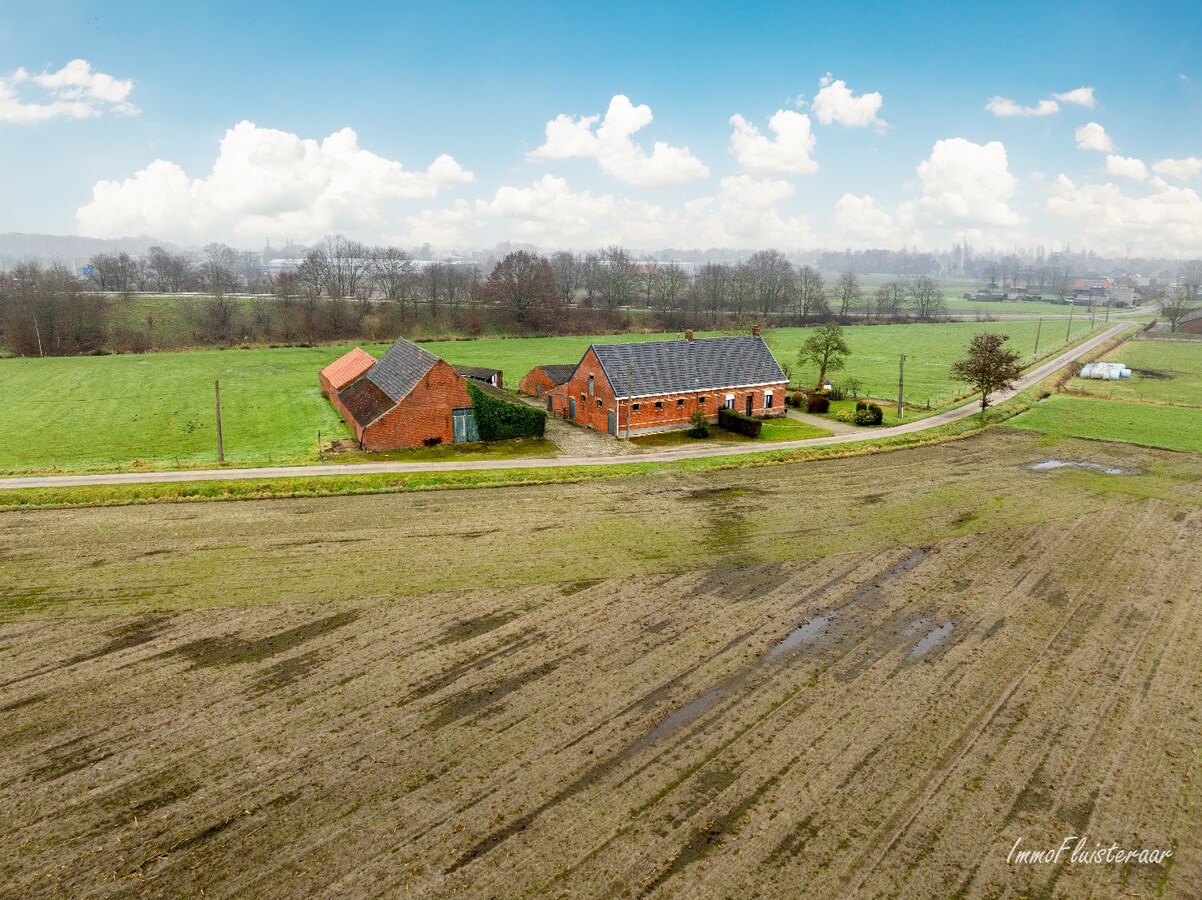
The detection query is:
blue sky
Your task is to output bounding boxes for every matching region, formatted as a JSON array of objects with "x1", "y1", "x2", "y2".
[{"x1": 3, "y1": 0, "x2": 1202, "y2": 255}]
